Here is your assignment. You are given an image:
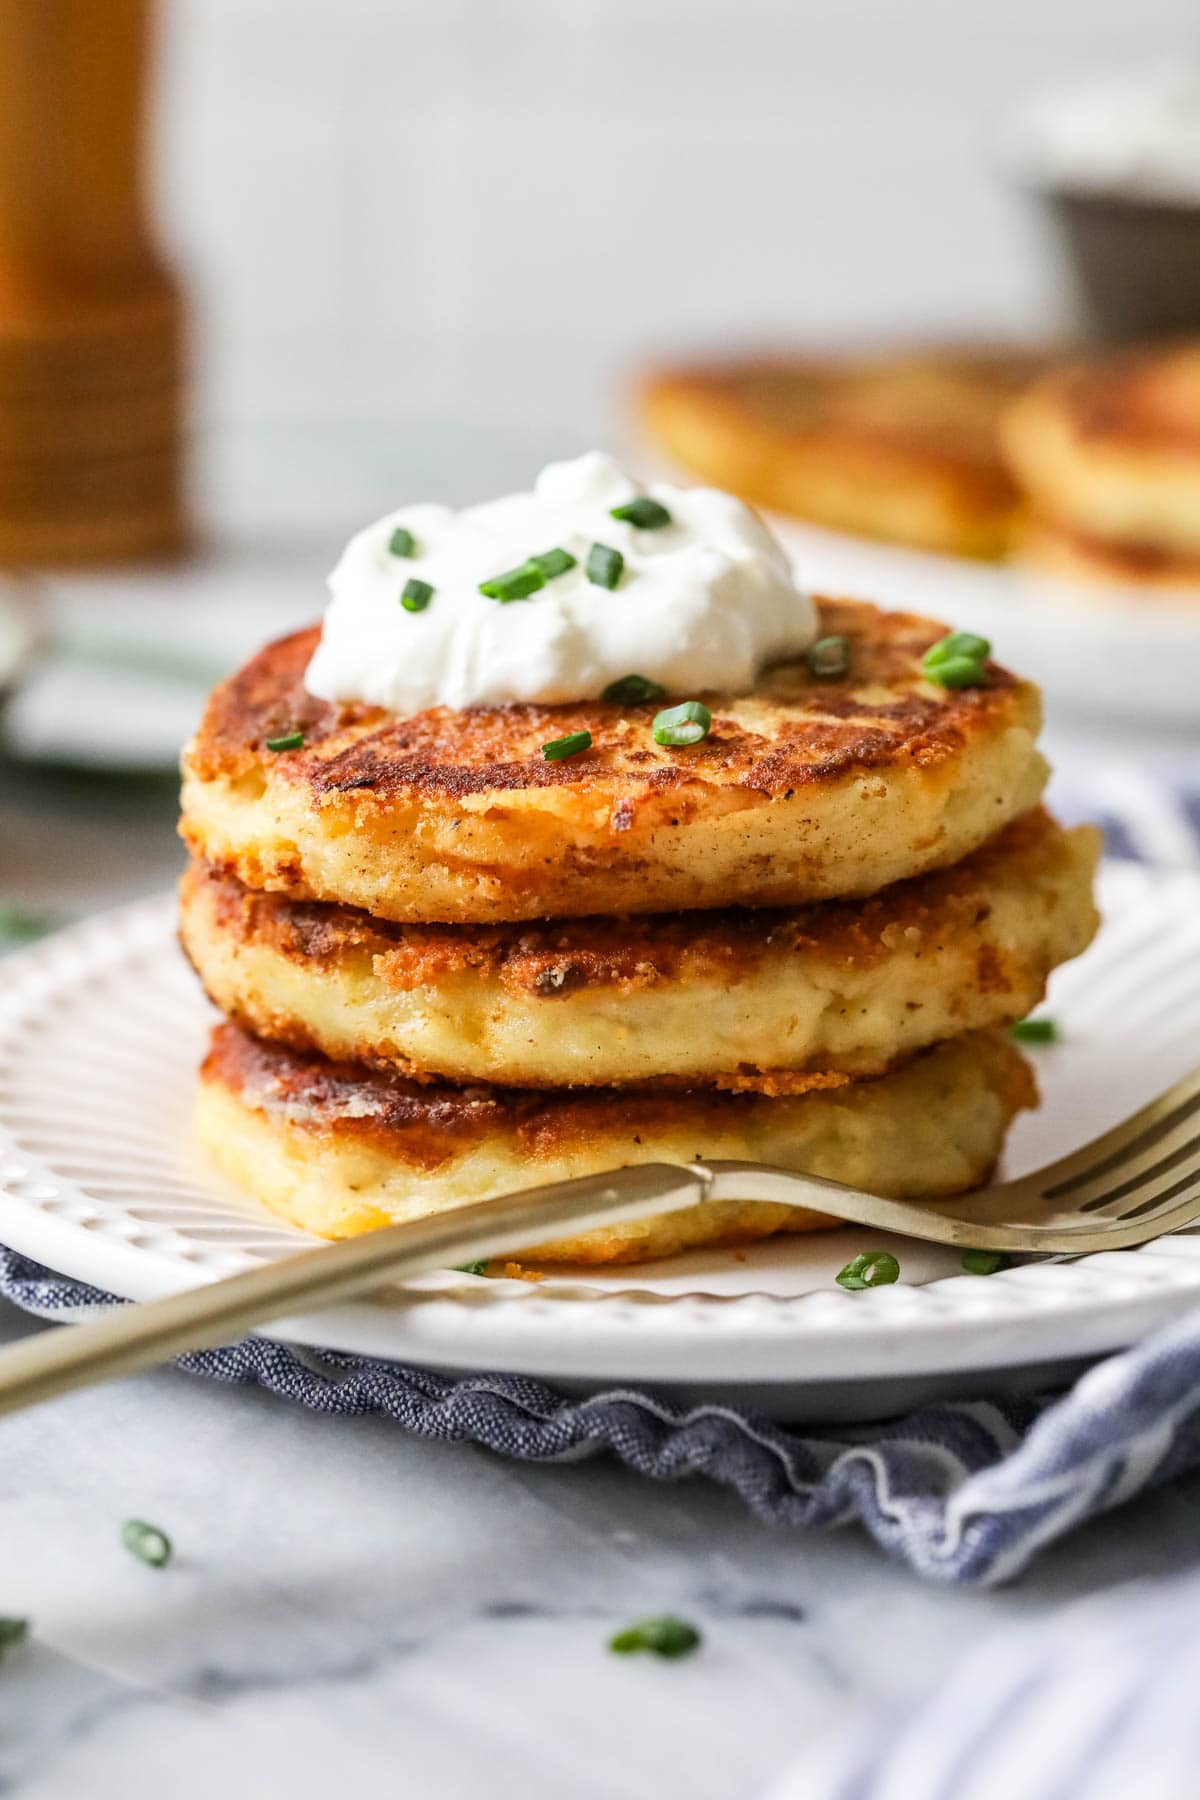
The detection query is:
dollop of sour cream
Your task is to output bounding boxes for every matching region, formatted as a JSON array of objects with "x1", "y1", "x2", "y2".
[{"x1": 303, "y1": 451, "x2": 817, "y2": 713}]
